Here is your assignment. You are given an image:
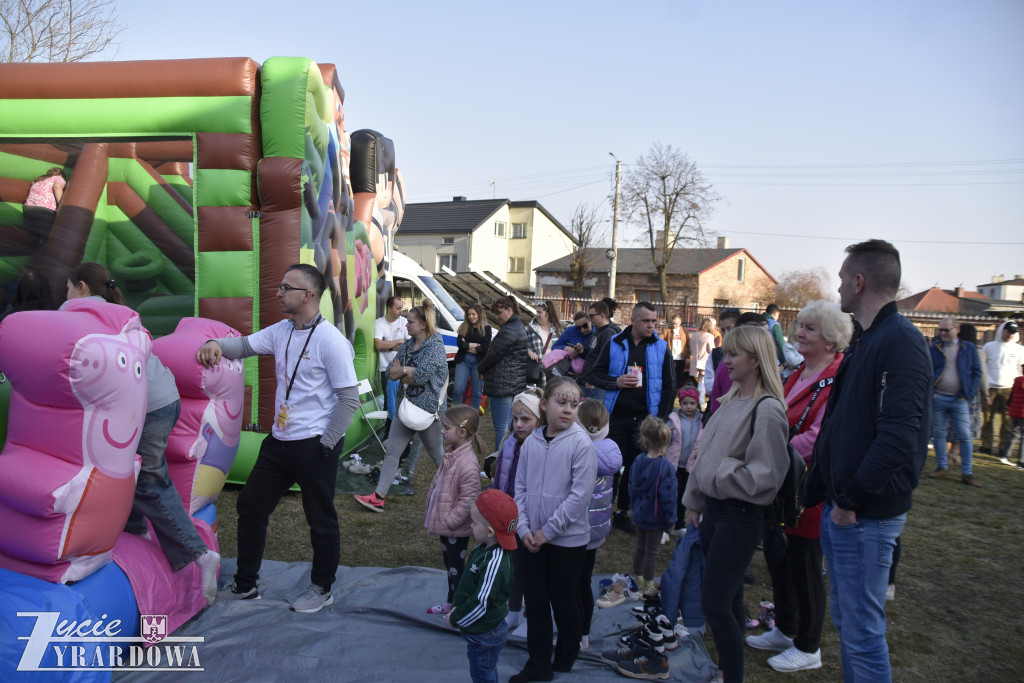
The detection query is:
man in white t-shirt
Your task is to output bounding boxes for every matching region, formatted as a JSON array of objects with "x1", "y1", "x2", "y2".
[
  {"x1": 197, "y1": 264, "x2": 359, "y2": 614},
  {"x1": 374, "y1": 296, "x2": 409, "y2": 416},
  {"x1": 981, "y1": 321, "x2": 1024, "y2": 454}
]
